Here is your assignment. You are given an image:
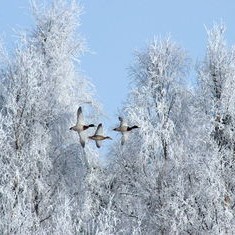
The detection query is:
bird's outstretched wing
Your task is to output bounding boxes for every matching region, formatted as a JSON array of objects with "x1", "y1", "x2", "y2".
[
  {"x1": 121, "y1": 132, "x2": 129, "y2": 145},
  {"x1": 119, "y1": 116, "x2": 127, "y2": 127},
  {"x1": 96, "y1": 140, "x2": 102, "y2": 148},
  {"x1": 76, "y1": 107, "x2": 84, "y2": 125},
  {"x1": 95, "y1": 123, "x2": 103, "y2": 135},
  {"x1": 79, "y1": 132, "x2": 85, "y2": 148}
]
